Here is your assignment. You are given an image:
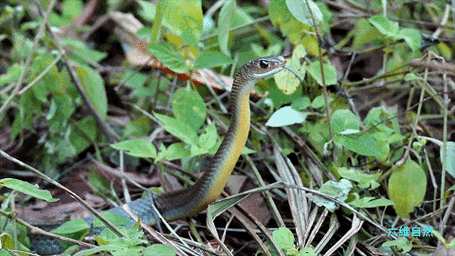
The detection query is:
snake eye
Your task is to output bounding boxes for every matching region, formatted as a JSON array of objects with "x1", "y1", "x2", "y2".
[{"x1": 259, "y1": 60, "x2": 269, "y2": 69}]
